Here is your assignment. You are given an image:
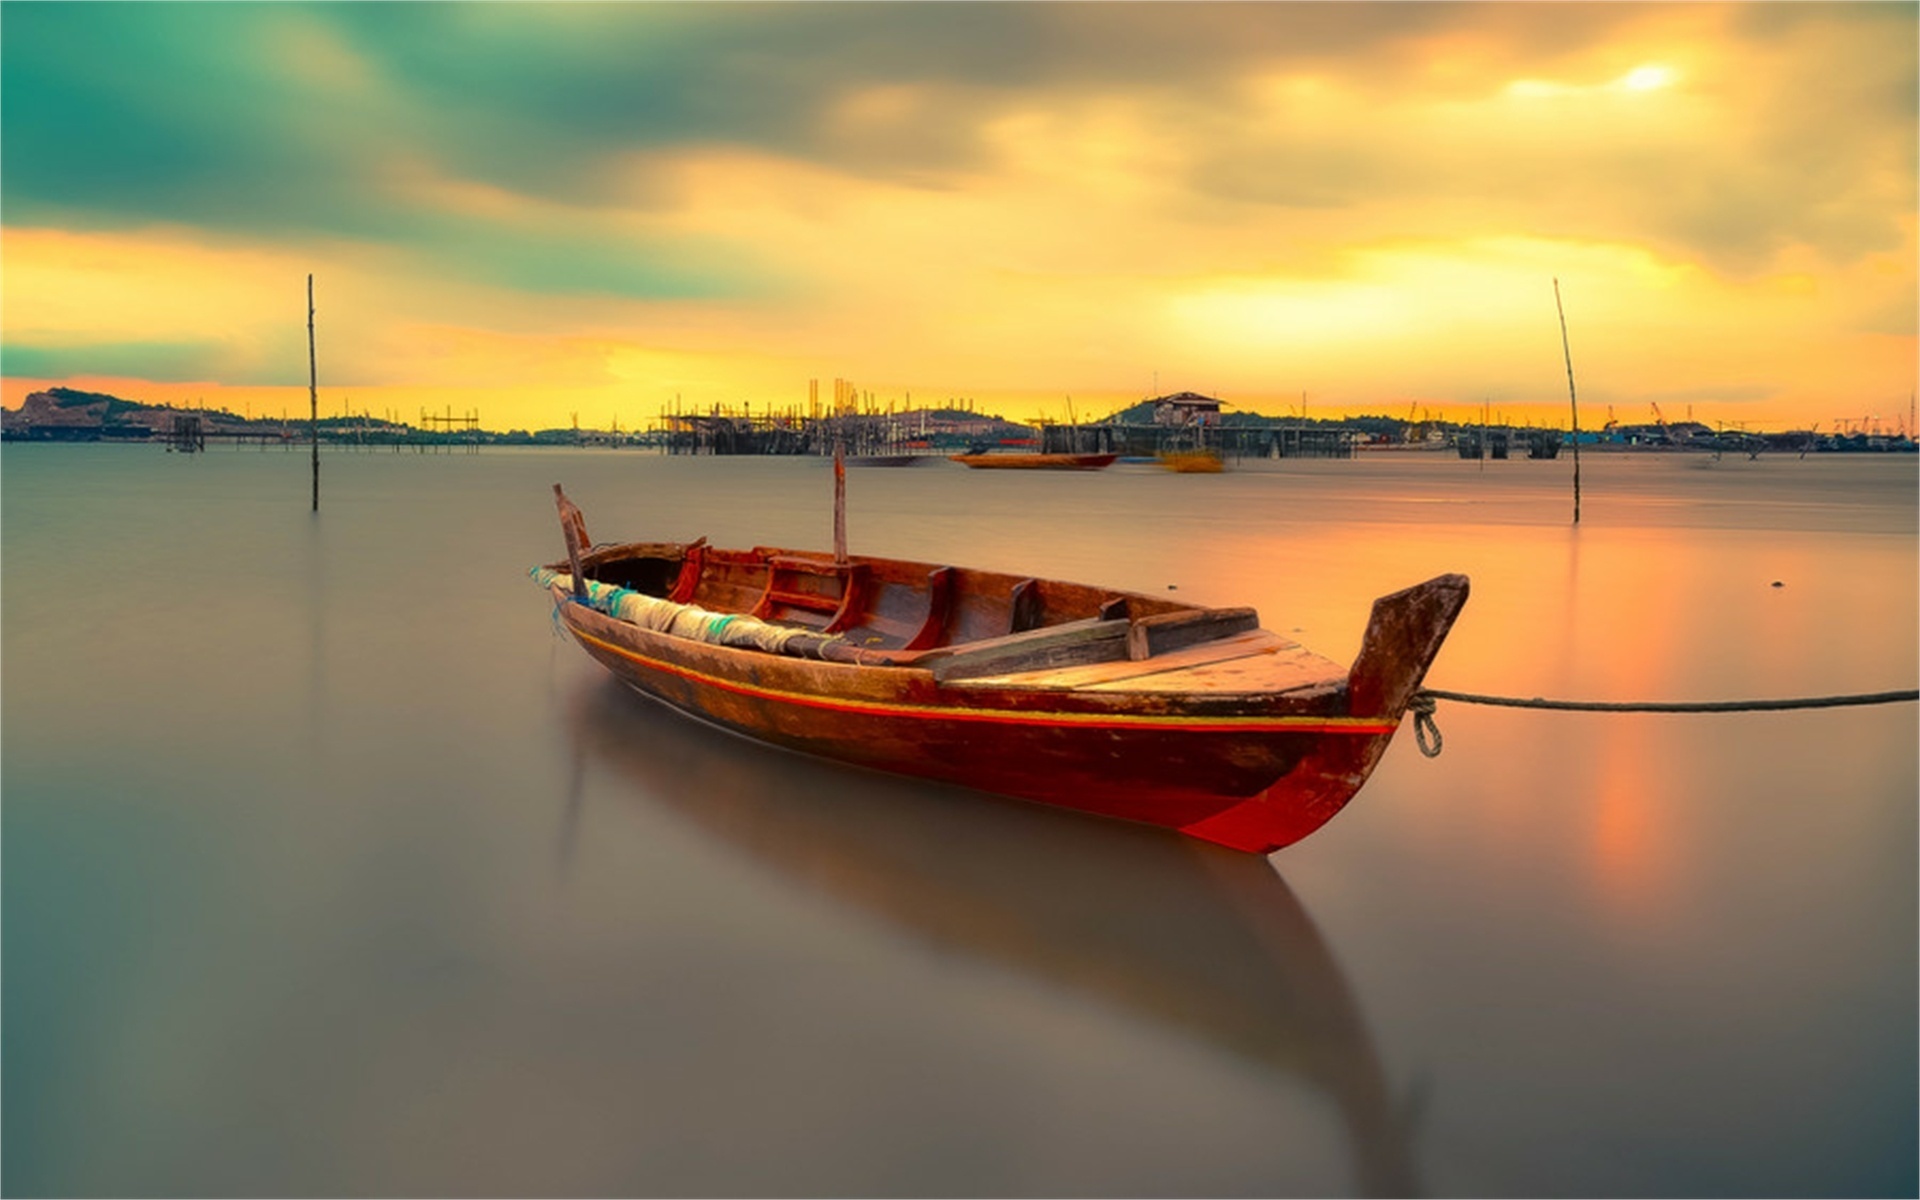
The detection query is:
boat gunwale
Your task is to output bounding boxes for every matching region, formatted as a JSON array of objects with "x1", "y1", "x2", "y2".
[{"x1": 549, "y1": 586, "x2": 1375, "y2": 727}]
